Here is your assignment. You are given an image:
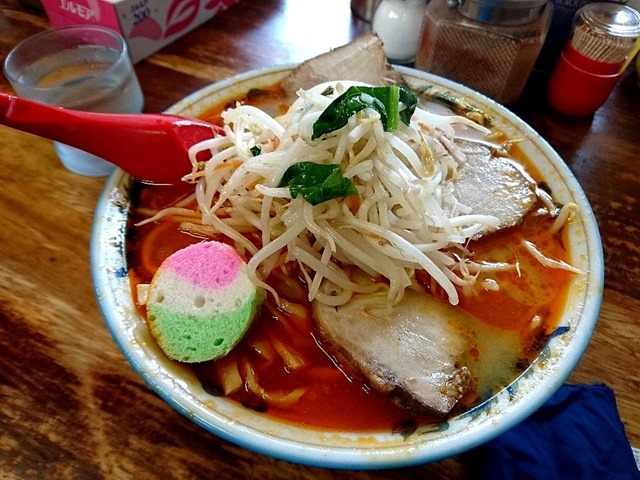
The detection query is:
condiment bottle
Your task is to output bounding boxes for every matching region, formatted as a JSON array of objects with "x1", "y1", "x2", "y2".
[
  {"x1": 372, "y1": 0, "x2": 429, "y2": 64},
  {"x1": 415, "y1": 0, "x2": 553, "y2": 104},
  {"x1": 547, "y1": 3, "x2": 640, "y2": 116}
]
